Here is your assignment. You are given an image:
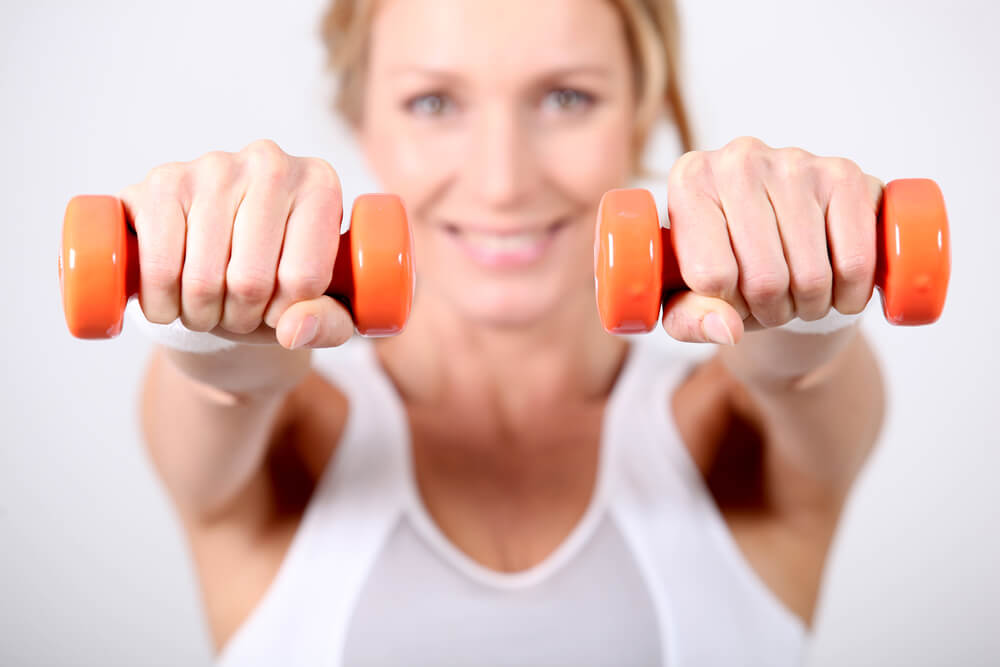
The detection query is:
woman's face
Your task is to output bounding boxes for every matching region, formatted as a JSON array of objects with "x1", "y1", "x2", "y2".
[{"x1": 357, "y1": 0, "x2": 636, "y2": 328}]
